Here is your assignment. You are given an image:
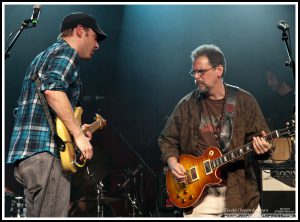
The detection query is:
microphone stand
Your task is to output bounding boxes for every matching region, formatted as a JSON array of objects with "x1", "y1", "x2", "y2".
[
  {"x1": 119, "y1": 165, "x2": 142, "y2": 190},
  {"x1": 280, "y1": 29, "x2": 295, "y2": 81},
  {"x1": 139, "y1": 168, "x2": 144, "y2": 215},
  {"x1": 110, "y1": 124, "x2": 157, "y2": 216},
  {"x1": 111, "y1": 115, "x2": 169, "y2": 216},
  {"x1": 97, "y1": 180, "x2": 105, "y2": 217},
  {"x1": 127, "y1": 193, "x2": 142, "y2": 217},
  {"x1": 110, "y1": 124, "x2": 156, "y2": 178},
  {"x1": 5, "y1": 18, "x2": 36, "y2": 60},
  {"x1": 279, "y1": 26, "x2": 295, "y2": 164},
  {"x1": 138, "y1": 115, "x2": 168, "y2": 215},
  {"x1": 118, "y1": 165, "x2": 143, "y2": 216},
  {"x1": 86, "y1": 166, "x2": 117, "y2": 217}
]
